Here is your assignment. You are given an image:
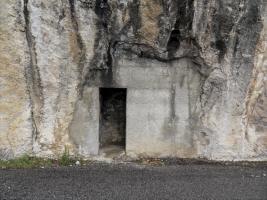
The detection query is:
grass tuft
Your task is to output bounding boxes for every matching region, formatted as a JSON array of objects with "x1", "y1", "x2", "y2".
[
  {"x1": 58, "y1": 148, "x2": 75, "y2": 166},
  {"x1": 0, "y1": 155, "x2": 52, "y2": 169},
  {"x1": 0, "y1": 147, "x2": 85, "y2": 169}
]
